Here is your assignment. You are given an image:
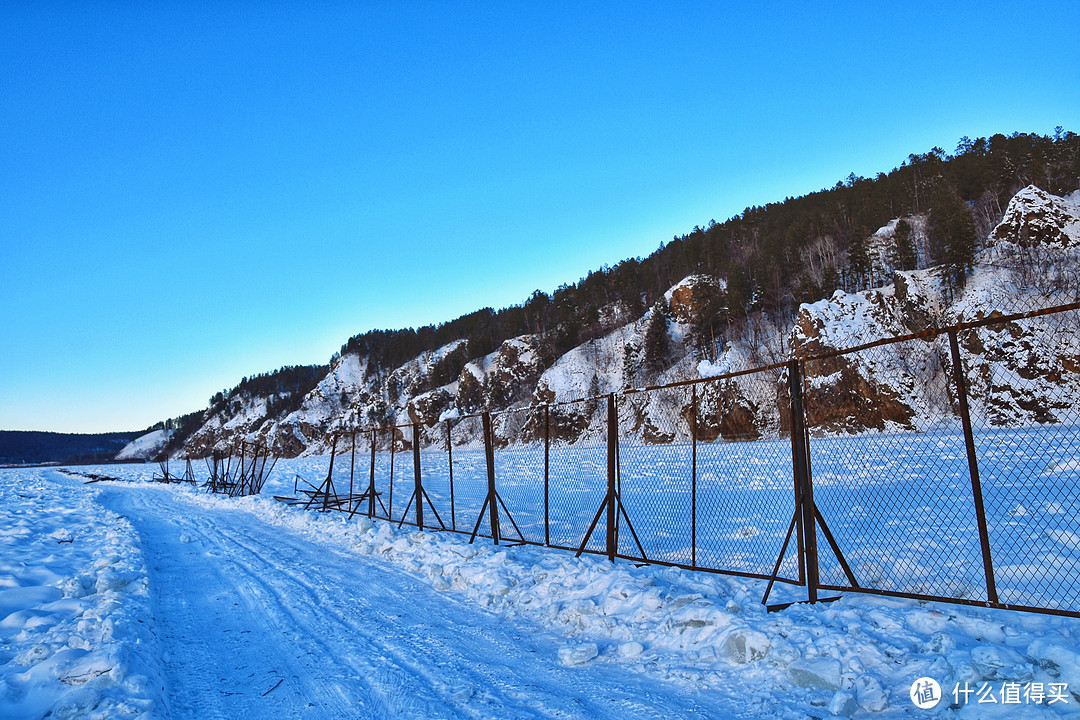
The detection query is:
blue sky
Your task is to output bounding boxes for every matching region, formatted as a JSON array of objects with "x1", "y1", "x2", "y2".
[{"x1": 2, "y1": 1, "x2": 1078, "y2": 433}]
